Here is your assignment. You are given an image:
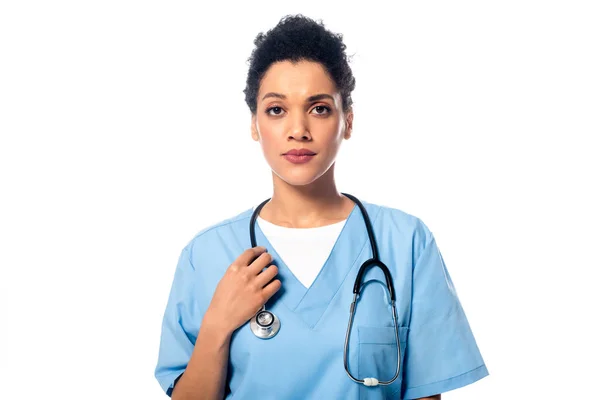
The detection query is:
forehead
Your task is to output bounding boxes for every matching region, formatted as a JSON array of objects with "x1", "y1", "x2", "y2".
[{"x1": 258, "y1": 60, "x2": 338, "y2": 99}]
